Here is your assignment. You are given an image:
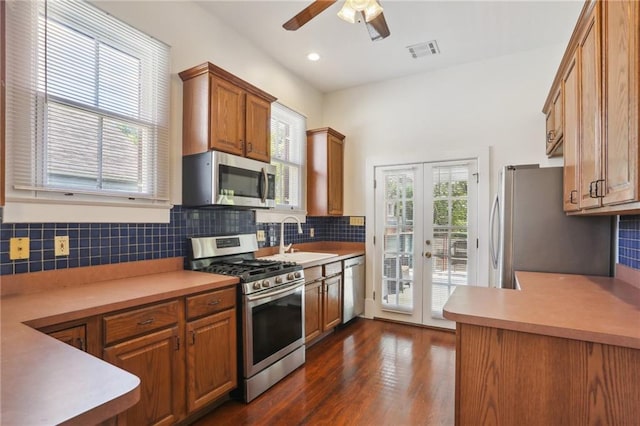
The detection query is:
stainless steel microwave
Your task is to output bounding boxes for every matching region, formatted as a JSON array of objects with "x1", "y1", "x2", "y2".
[{"x1": 182, "y1": 151, "x2": 276, "y2": 208}]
